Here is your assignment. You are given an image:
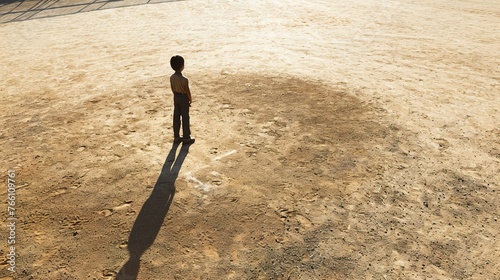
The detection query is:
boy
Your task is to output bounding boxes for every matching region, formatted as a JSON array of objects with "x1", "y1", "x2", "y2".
[{"x1": 170, "y1": 55, "x2": 195, "y2": 144}]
